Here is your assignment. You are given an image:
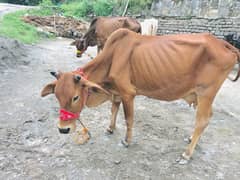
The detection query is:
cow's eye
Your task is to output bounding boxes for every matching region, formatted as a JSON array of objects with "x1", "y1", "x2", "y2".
[{"x1": 73, "y1": 96, "x2": 79, "y2": 102}]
